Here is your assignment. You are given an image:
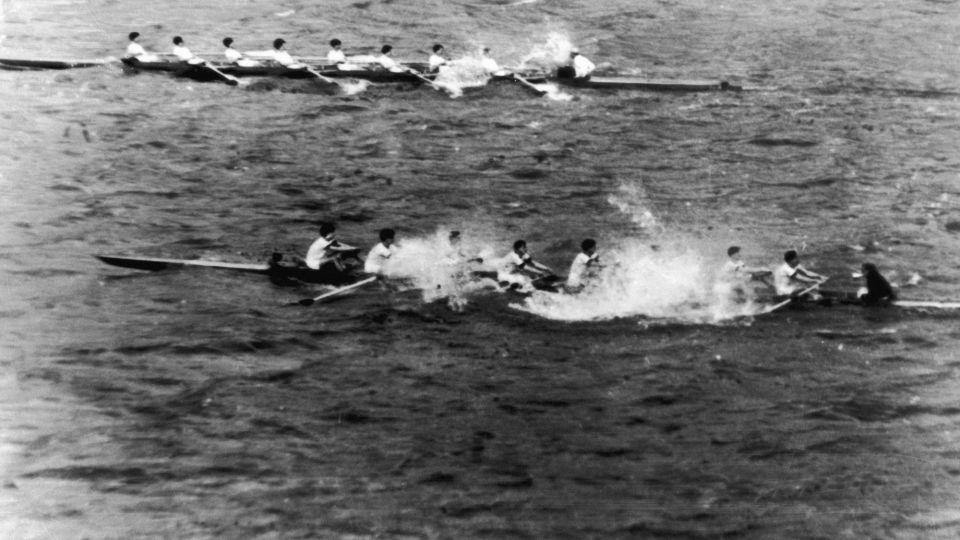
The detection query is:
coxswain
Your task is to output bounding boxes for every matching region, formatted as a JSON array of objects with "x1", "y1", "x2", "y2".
[
  {"x1": 428, "y1": 43, "x2": 447, "y2": 72},
  {"x1": 858, "y1": 263, "x2": 896, "y2": 305},
  {"x1": 223, "y1": 37, "x2": 259, "y2": 67},
  {"x1": 305, "y1": 222, "x2": 357, "y2": 271},
  {"x1": 772, "y1": 249, "x2": 827, "y2": 298},
  {"x1": 327, "y1": 38, "x2": 346, "y2": 65},
  {"x1": 172, "y1": 36, "x2": 204, "y2": 65},
  {"x1": 124, "y1": 32, "x2": 158, "y2": 61},
  {"x1": 364, "y1": 228, "x2": 396, "y2": 275},
  {"x1": 375, "y1": 45, "x2": 404, "y2": 72},
  {"x1": 570, "y1": 49, "x2": 596, "y2": 79},
  {"x1": 565, "y1": 239, "x2": 601, "y2": 293},
  {"x1": 497, "y1": 240, "x2": 553, "y2": 290}
]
